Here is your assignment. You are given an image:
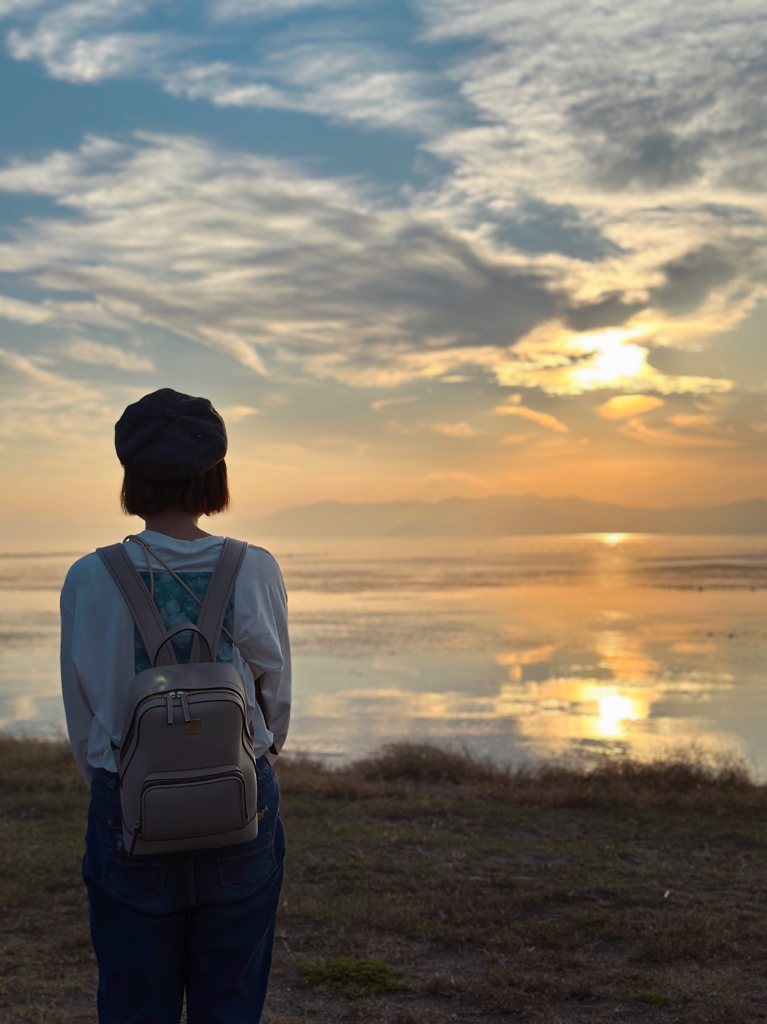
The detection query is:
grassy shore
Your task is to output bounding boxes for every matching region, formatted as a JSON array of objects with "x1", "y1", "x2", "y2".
[{"x1": 1, "y1": 739, "x2": 767, "y2": 1023}]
